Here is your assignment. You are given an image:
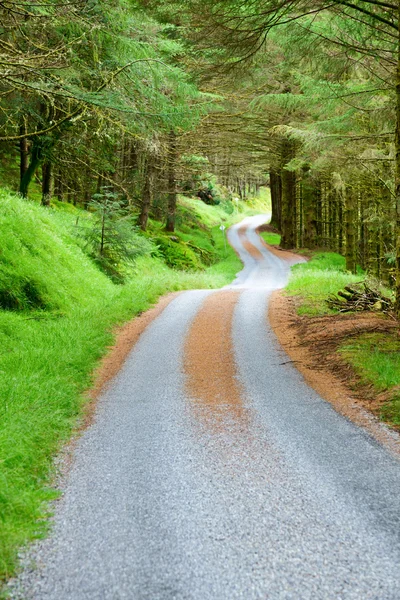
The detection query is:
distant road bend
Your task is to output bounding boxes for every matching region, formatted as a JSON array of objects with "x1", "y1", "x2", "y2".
[{"x1": 13, "y1": 214, "x2": 400, "y2": 599}]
